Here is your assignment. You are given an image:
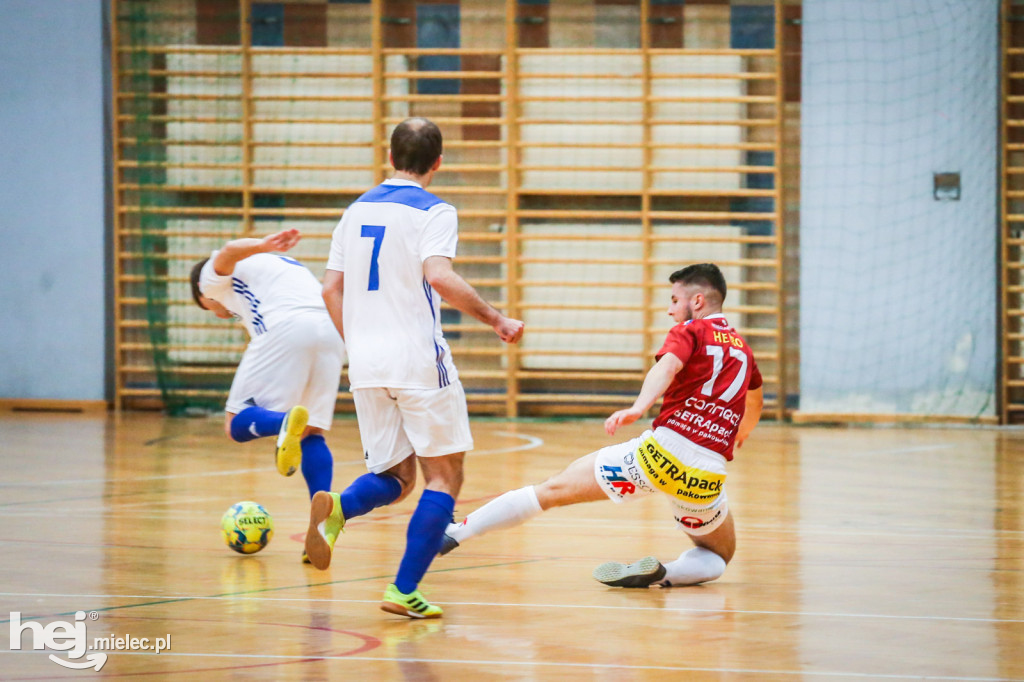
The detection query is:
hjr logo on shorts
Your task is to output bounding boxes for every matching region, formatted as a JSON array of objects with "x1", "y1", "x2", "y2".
[{"x1": 599, "y1": 465, "x2": 635, "y2": 496}]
